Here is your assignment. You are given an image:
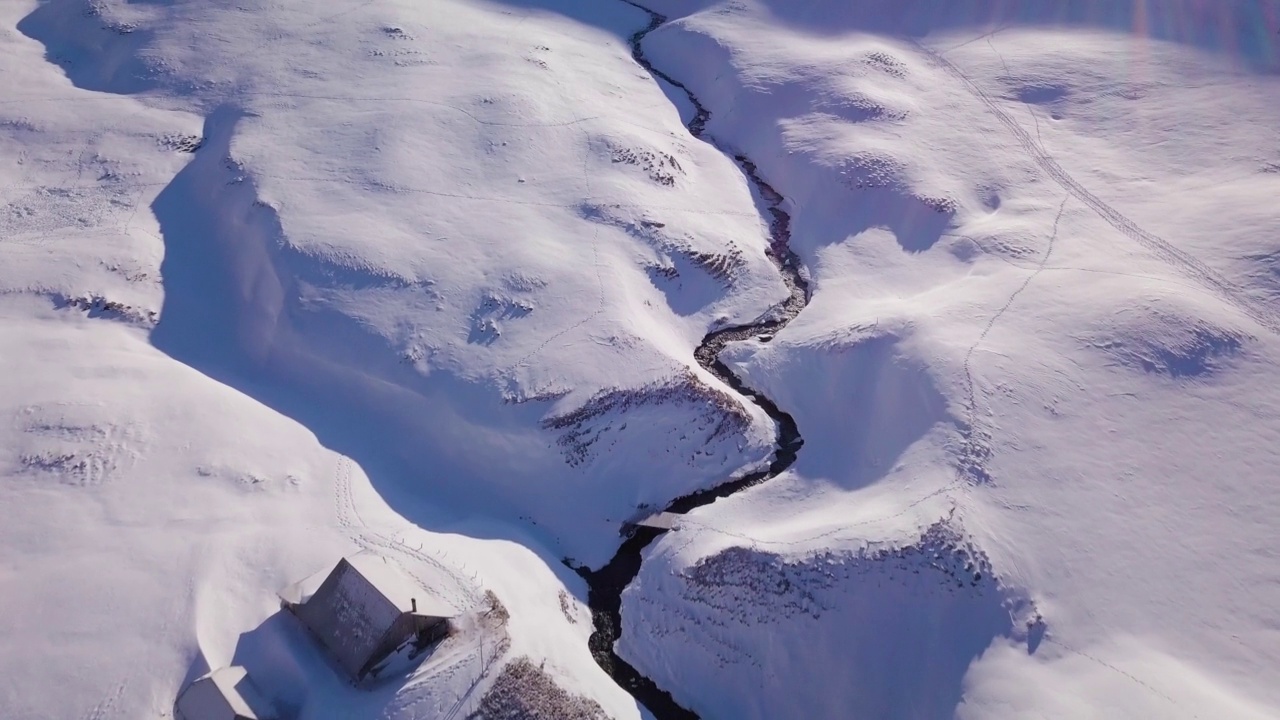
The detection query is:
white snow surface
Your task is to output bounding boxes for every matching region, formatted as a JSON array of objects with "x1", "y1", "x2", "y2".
[
  {"x1": 620, "y1": 1, "x2": 1280, "y2": 719},
  {"x1": 2, "y1": 0, "x2": 1279, "y2": 719}
]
